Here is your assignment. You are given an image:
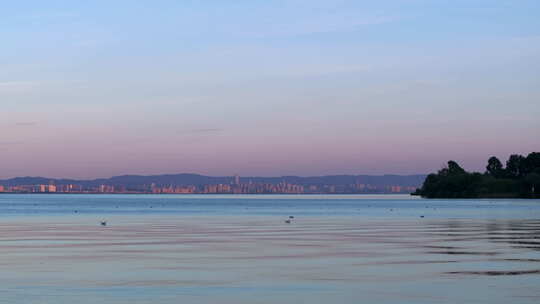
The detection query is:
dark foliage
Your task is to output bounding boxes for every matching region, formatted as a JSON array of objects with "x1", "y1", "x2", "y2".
[
  {"x1": 486, "y1": 156, "x2": 504, "y2": 178},
  {"x1": 414, "y1": 152, "x2": 540, "y2": 198}
]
